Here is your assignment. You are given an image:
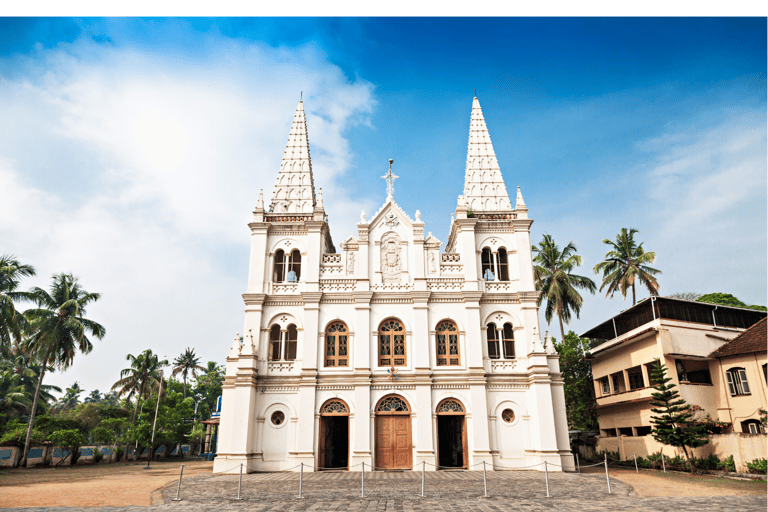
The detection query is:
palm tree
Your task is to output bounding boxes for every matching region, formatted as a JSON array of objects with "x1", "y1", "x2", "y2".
[
  {"x1": 53, "y1": 382, "x2": 83, "y2": 412},
  {"x1": 2, "y1": 353, "x2": 61, "y2": 409},
  {"x1": 0, "y1": 369, "x2": 31, "y2": 417},
  {"x1": 533, "y1": 234, "x2": 597, "y2": 342},
  {"x1": 0, "y1": 255, "x2": 35, "y2": 347},
  {"x1": 111, "y1": 349, "x2": 167, "y2": 423},
  {"x1": 593, "y1": 227, "x2": 661, "y2": 305},
  {"x1": 84, "y1": 389, "x2": 102, "y2": 403},
  {"x1": 19, "y1": 273, "x2": 105, "y2": 467},
  {"x1": 172, "y1": 348, "x2": 205, "y2": 397}
]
